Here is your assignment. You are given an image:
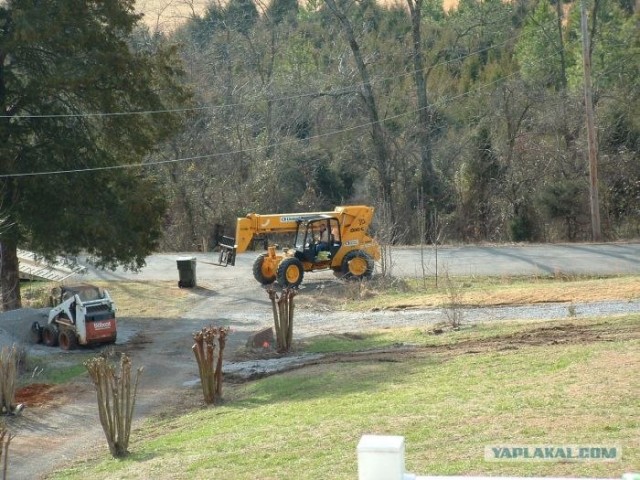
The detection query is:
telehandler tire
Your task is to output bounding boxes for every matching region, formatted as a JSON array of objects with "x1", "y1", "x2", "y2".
[
  {"x1": 341, "y1": 250, "x2": 374, "y2": 280},
  {"x1": 277, "y1": 257, "x2": 304, "y2": 288},
  {"x1": 42, "y1": 324, "x2": 60, "y2": 347},
  {"x1": 58, "y1": 328, "x2": 79, "y2": 351},
  {"x1": 253, "y1": 254, "x2": 277, "y2": 285}
]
